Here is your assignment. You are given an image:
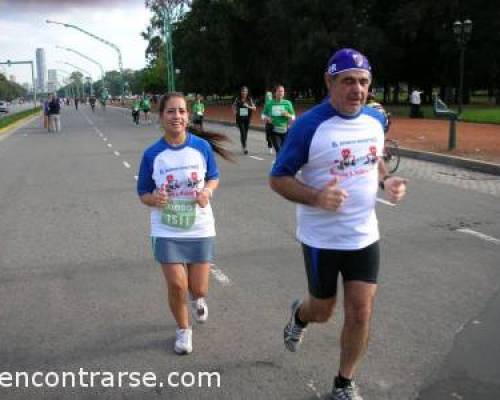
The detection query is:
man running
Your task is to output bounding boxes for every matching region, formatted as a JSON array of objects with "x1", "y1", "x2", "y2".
[
  {"x1": 262, "y1": 85, "x2": 295, "y2": 154},
  {"x1": 269, "y1": 48, "x2": 407, "y2": 400},
  {"x1": 132, "y1": 96, "x2": 141, "y2": 125},
  {"x1": 141, "y1": 95, "x2": 152, "y2": 124}
]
